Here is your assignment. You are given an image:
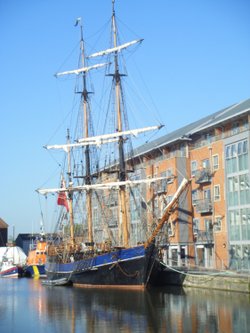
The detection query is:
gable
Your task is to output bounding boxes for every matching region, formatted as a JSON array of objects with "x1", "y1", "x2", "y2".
[{"x1": 0, "y1": 218, "x2": 8, "y2": 229}]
